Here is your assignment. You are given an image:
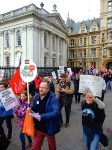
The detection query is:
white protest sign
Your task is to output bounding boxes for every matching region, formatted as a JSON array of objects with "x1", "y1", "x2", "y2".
[
  {"x1": 67, "y1": 68, "x2": 72, "y2": 75},
  {"x1": 52, "y1": 71, "x2": 57, "y2": 79},
  {"x1": 0, "y1": 70, "x2": 4, "y2": 81},
  {"x1": 79, "y1": 75, "x2": 103, "y2": 97},
  {"x1": 20, "y1": 60, "x2": 37, "y2": 82},
  {"x1": 0, "y1": 88, "x2": 19, "y2": 111},
  {"x1": 15, "y1": 53, "x2": 21, "y2": 67},
  {"x1": 59, "y1": 66, "x2": 64, "y2": 71},
  {"x1": 57, "y1": 70, "x2": 64, "y2": 79}
]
